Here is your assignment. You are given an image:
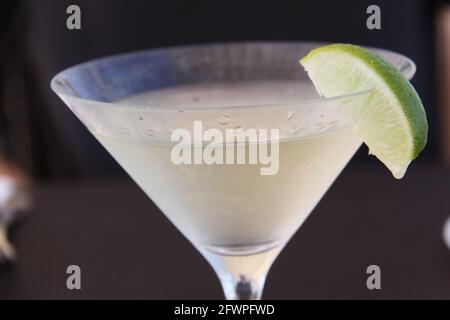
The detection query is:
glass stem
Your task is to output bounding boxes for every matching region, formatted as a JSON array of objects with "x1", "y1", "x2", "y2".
[
  {"x1": 200, "y1": 245, "x2": 282, "y2": 300},
  {"x1": 220, "y1": 272, "x2": 266, "y2": 300}
]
